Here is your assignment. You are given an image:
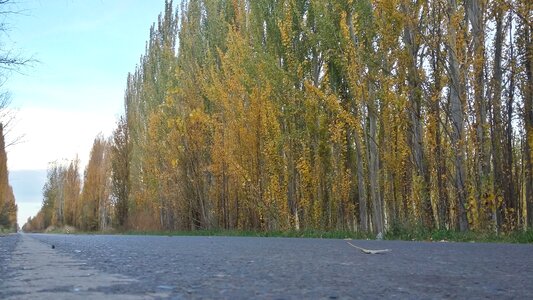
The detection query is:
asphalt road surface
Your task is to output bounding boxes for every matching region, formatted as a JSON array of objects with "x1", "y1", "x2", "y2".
[{"x1": 1, "y1": 233, "x2": 532, "y2": 299}]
